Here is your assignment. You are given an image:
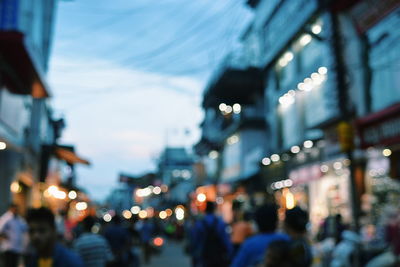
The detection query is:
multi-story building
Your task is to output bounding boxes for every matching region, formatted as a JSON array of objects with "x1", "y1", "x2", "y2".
[
  {"x1": 196, "y1": 0, "x2": 400, "y2": 231},
  {"x1": 0, "y1": 0, "x2": 59, "y2": 213},
  {"x1": 341, "y1": 0, "x2": 400, "y2": 226},
  {"x1": 158, "y1": 147, "x2": 194, "y2": 204}
]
